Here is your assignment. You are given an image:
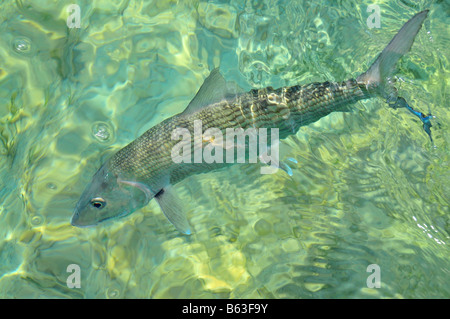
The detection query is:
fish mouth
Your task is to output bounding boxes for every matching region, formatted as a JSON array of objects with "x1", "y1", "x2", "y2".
[
  {"x1": 70, "y1": 210, "x2": 98, "y2": 228},
  {"x1": 71, "y1": 221, "x2": 97, "y2": 228},
  {"x1": 70, "y1": 210, "x2": 129, "y2": 228},
  {"x1": 70, "y1": 217, "x2": 97, "y2": 228}
]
